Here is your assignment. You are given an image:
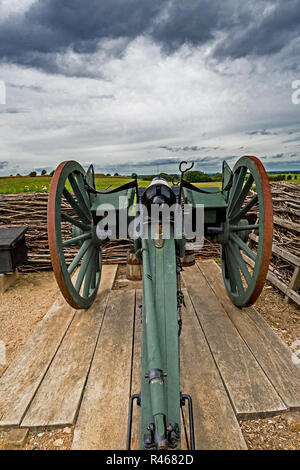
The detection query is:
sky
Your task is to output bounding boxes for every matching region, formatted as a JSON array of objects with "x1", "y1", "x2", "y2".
[{"x1": 0, "y1": 0, "x2": 299, "y2": 176}]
